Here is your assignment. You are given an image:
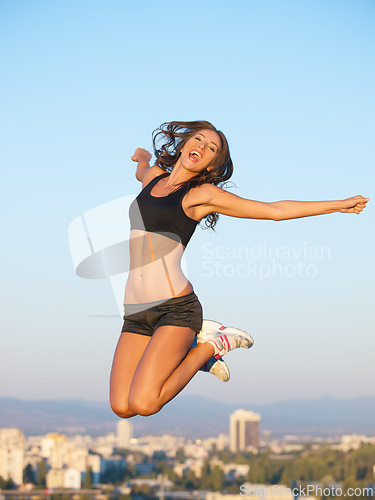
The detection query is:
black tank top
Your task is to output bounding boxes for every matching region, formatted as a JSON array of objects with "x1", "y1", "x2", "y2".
[{"x1": 129, "y1": 173, "x2": 199, "y2": 247}]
